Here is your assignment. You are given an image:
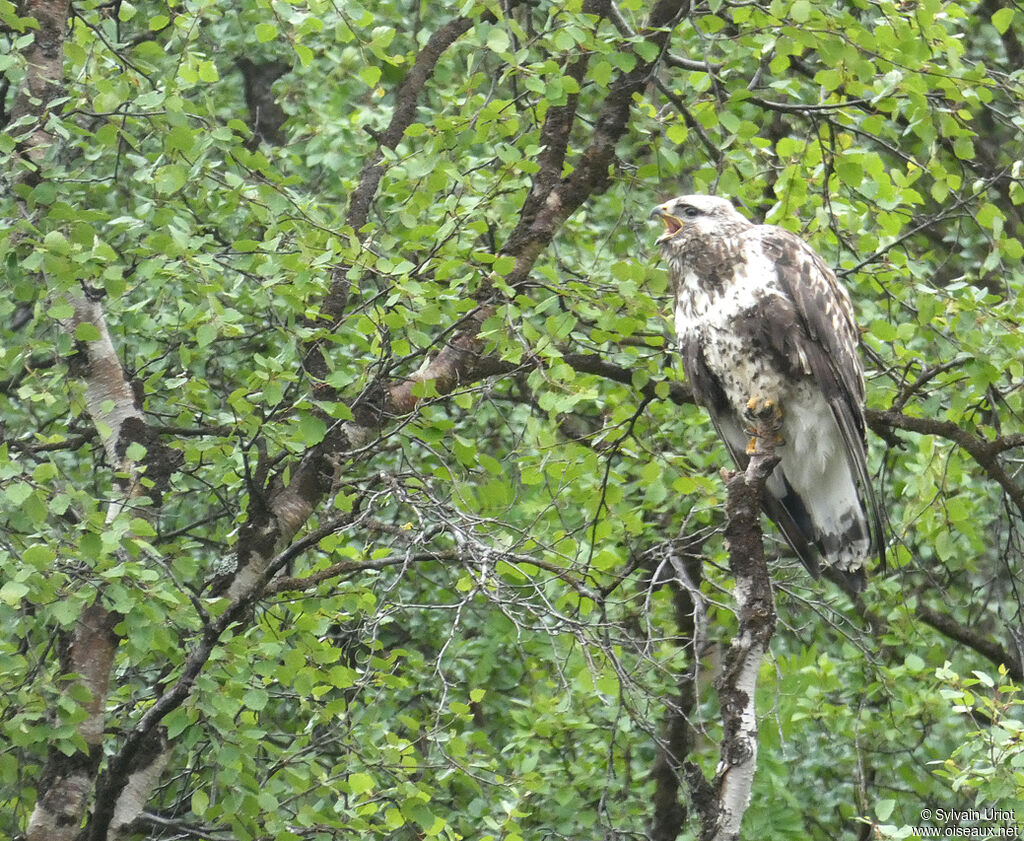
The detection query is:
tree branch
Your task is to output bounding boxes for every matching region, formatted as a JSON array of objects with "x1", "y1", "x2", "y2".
[
  {"x1": 10, "y1": 1, "x2": 180, "y2": 836},
  {"x1": 646, "y1": 536, "x2": 707, "y2": 840},
  {"x1": 251, "y1": 0, "x2": 692, "y2": 611},
  {"x1": 7, "y1": 0, "x2": 70, "y2": 176},
  {"x1": 917, "y1": 604, "x2": 1023, "y2": 682},
  {"x1": 26, "y1": 603, "x2": 118, "y2": 841},
  {"x1": 867, "y1": 408, "x2": 1024, "y2": 520},
  {"x1": 501, "y1": 0, "x2": 690, "y2": 287},
  {"x1": 687, "y1": 428, "x2": 780, "y2": 841},
  {"x1": 304, "y1": 13, "x2": 486, "y2": 402},
  {"x1": 86, "y1": 3, "x2": 704, "y2": 802},
  {"x1": 345, "y1": 14, "x2": 478, "y2": 235}
]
